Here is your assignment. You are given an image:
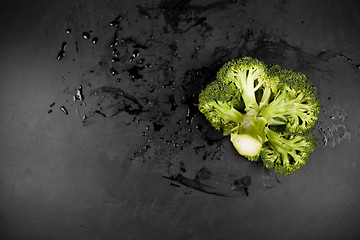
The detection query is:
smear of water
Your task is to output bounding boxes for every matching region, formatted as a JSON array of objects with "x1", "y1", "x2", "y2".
[{"x1": 57, "y1": 42, "x2": 67, "y2": 60}]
